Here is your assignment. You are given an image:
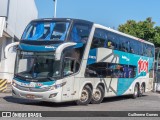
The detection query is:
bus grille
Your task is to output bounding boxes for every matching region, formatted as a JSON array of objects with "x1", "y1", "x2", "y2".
[{"x1": 16, "y1": 84, "x2": 51, "y2": 92}]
